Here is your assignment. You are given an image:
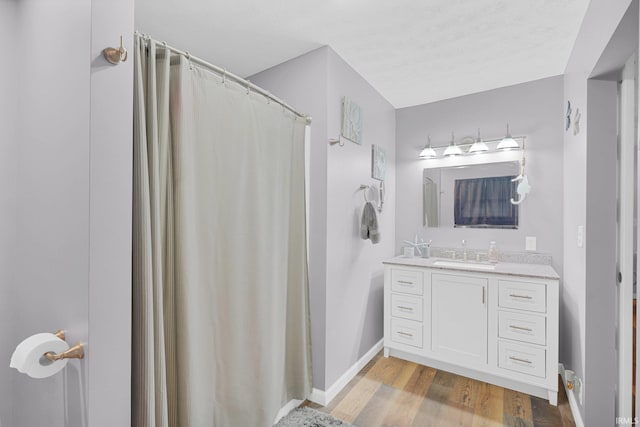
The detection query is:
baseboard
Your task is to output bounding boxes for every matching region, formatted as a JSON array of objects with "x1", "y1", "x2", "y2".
[
  {"x1": 309, "y1": 339, "x2": 384, "y2": 406},
  {"x1": 558, "y1": 363, "x2": 585, "y2": 427}
]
